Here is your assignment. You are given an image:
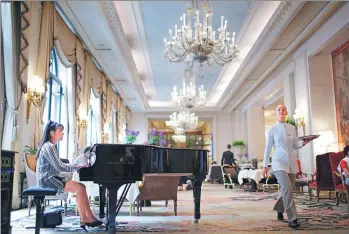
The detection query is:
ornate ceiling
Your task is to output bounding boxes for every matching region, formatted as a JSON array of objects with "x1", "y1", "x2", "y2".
[{"x1": 57, "y1": 1, "x2": 334, "y2": 113}]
